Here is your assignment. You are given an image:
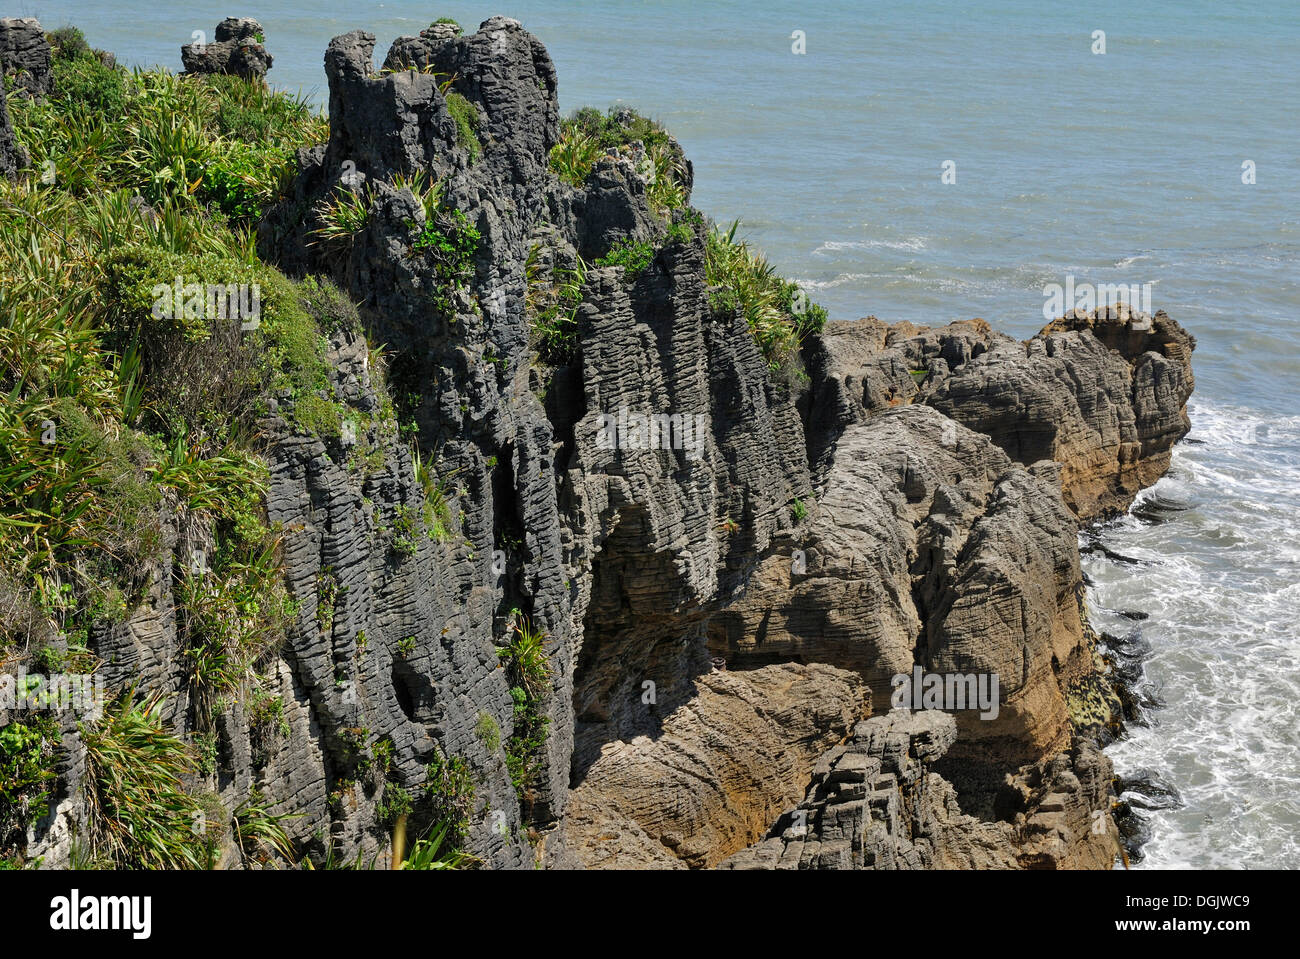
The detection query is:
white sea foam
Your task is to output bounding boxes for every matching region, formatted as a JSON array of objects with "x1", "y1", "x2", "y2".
[
  {"x1": 1089, "y1": 401, "x2": 1300, "y2": 868},
  {"x1": 811, "y1": 237, "x2": 928, "y2": 255}
]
